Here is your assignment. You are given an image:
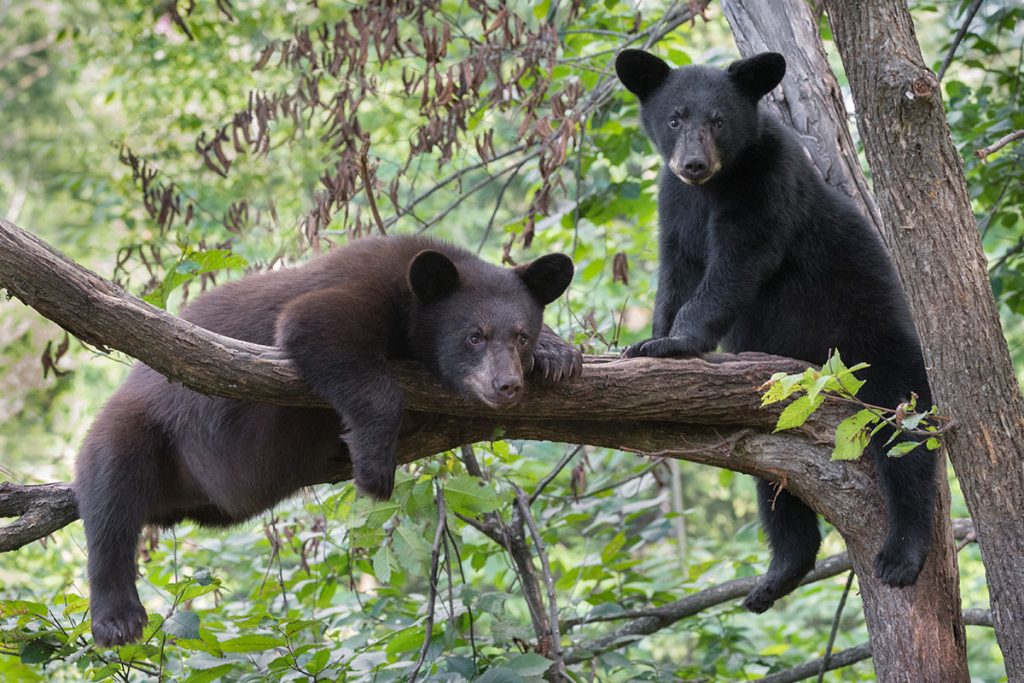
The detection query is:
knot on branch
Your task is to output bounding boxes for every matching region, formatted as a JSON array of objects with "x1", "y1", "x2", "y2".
[{"x1": 906, "y1": 70, "x2": 939, "y2": 101}]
